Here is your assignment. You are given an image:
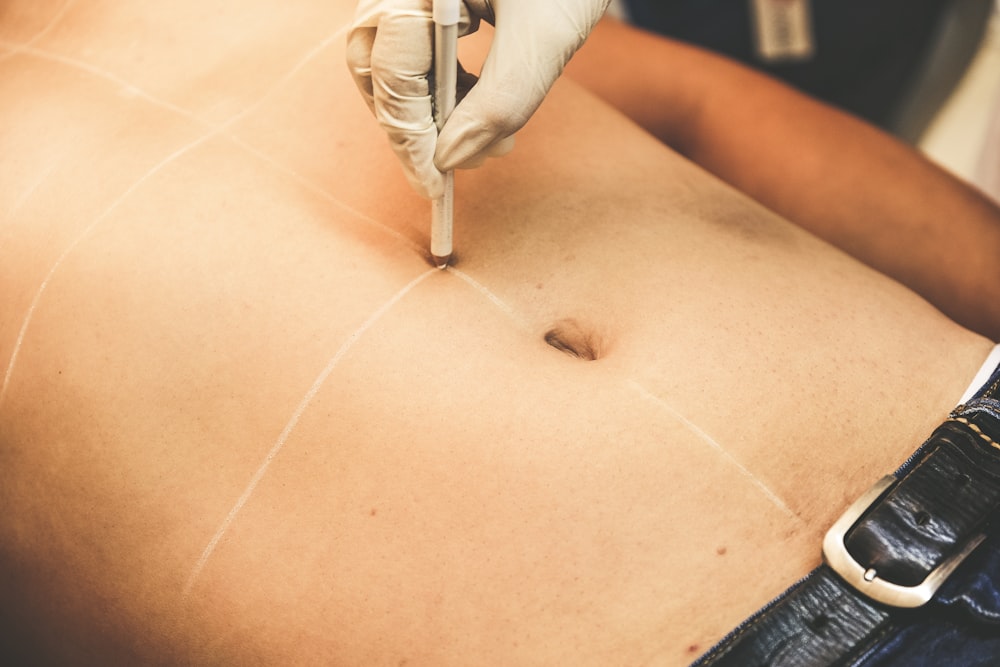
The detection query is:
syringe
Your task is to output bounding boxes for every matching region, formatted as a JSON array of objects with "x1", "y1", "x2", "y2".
[{"x1": 431, "y1": 0, "x2": 459, "y2": 268}]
